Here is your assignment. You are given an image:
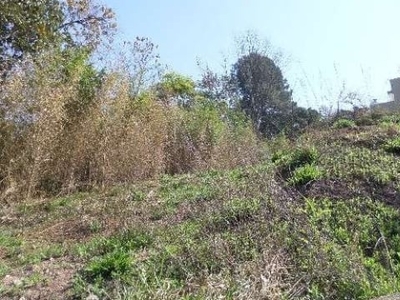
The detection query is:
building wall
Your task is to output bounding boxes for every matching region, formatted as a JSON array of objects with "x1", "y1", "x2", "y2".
[
  {"x1": 370, "y1": 78, "x2": 400, "y2": 113},
  {"x1": 389, "y1": 78, "x2": 400, "y2": 102},
  {"x1": 371, "y1": 100, "x2": 400, "y2": 113}
]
